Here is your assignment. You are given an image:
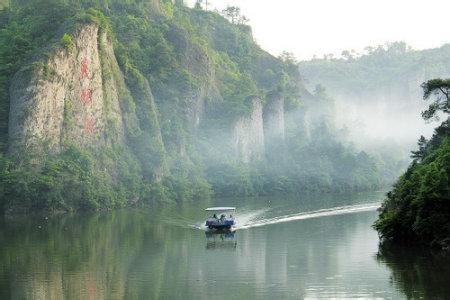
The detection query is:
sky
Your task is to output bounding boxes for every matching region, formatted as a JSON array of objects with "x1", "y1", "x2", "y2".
[{"x1": 187, "y1": 0, "x2": 450, "y2": 60}]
